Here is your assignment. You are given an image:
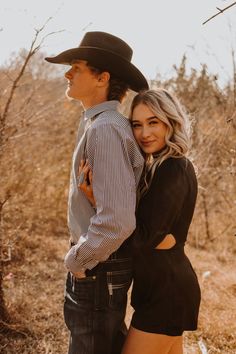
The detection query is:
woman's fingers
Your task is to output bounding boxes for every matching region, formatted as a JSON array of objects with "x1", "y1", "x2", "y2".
[
  {"x1": 78, "y1": 160, "x2": 89, "y2": 184},
  {"x1": 77, "y1": 160, "x2": 95, "y2": 207},
  {"x1": 83, "y1": 162, "x2": 90, "y2": 175},
  {"x1": 83, "y1": 160, "x2": 93, "y2": 185},
  {"x1": 88, "y1": 170, "x2": 93, "y2": 184},
  {"x1": 78, "y1": 159, "x2": 90, "y2": 174},
  {"x1": 78, "y1": 160, "x2": 92, "y2": 183},
  {"x1": 79, "y1": 182, "x2": 88, "y2": 193},
  {"x1": 77, "y1": 172, "x2": 85, "y2": 186},
  {"x1": 78, "y1": 161, "x2": 87, "y2": 186},
  {"x1": 78, "y1": 159, "x2": 85, "y2": 175},
  {"x1": 78, "y1": 159, "x2": 95, "y2": 206},
  {"x1": 79, "y1": 180, "x2": 94, "y2": 204}
]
